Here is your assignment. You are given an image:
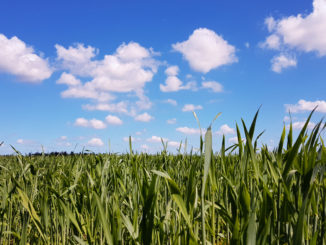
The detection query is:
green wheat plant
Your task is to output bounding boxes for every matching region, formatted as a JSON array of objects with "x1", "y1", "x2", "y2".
[{"x1": 0, "y1": 109, "x2": 325, "y2": 244}]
